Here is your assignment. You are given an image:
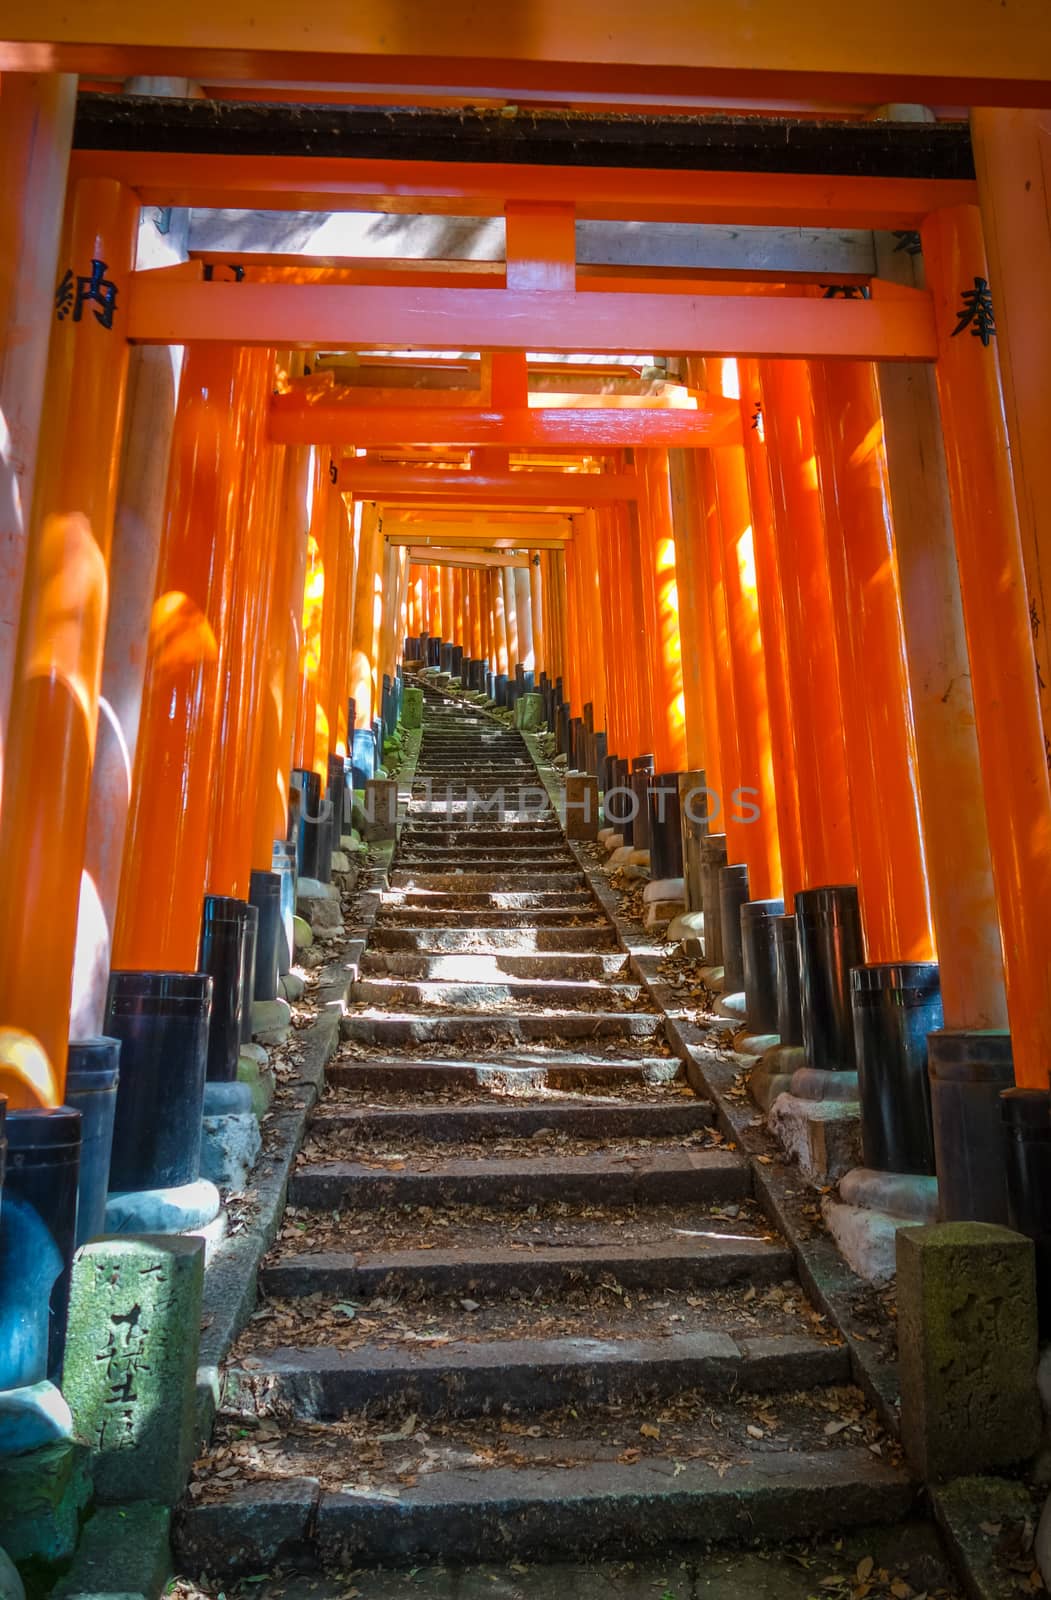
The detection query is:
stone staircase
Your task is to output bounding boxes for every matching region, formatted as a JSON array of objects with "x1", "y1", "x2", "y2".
[{"x1": 175, "y1": 689, "x2": 913, "y2": 1576}]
